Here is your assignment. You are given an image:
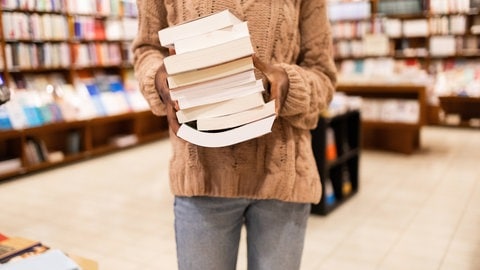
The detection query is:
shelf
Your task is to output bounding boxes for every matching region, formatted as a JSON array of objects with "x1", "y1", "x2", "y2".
[
  {"x1": 0, "y1": 111, "x2": 168, "y2": 181},
  {"x1": 337, "y1": 83, "x2": 426, "y2": 154},
  {"x1": 311, "y1": 110, "x2": 361, "y2": 215},
  {"x1": 439, "y1": 96, "x2": 480, "y2": 121}
]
